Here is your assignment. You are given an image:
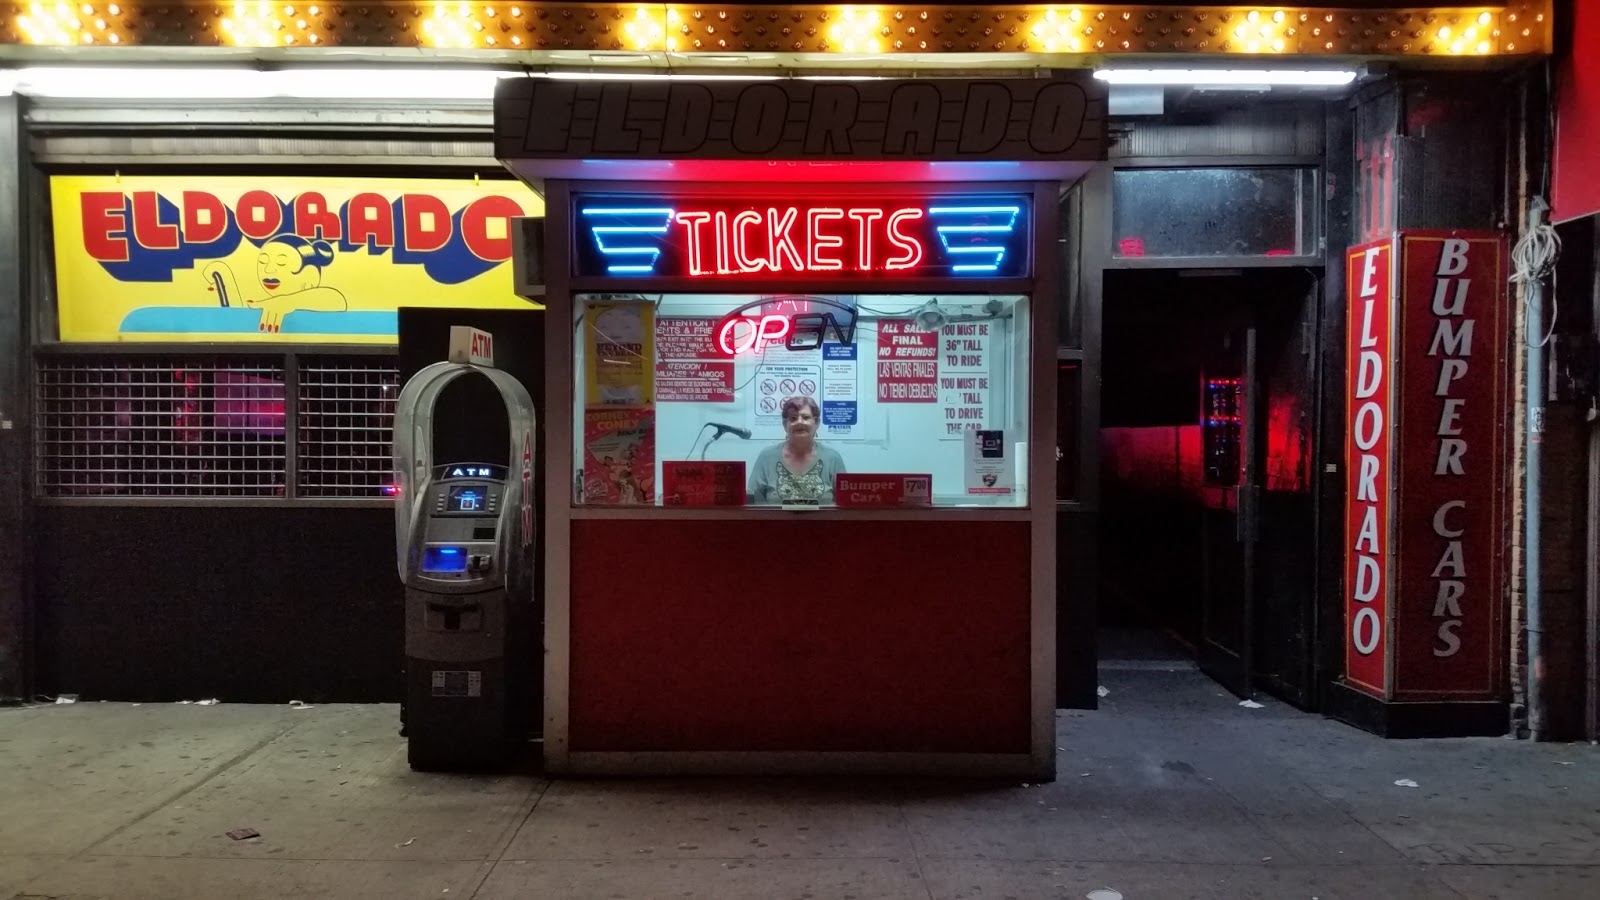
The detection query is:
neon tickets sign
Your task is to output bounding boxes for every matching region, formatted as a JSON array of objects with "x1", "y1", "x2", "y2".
[{"x1": 572, "y1": 193, "x2": 1031, "y2": 280}]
